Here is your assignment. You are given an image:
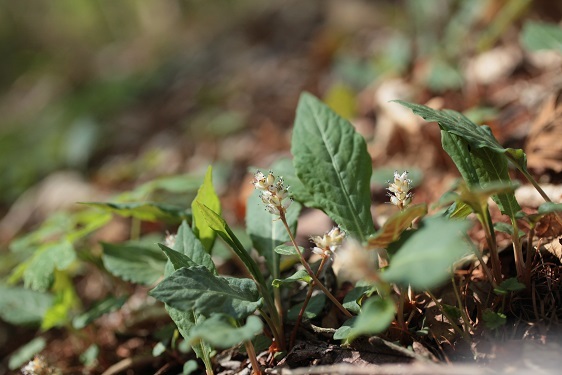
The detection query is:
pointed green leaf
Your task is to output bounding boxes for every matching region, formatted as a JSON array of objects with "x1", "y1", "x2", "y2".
[
  {"x1": 272, "y1": 269, "x2": 311, "y2": 287},
  {"x1": 287, "y1": 294, "x2": 326, "y2": 321},
  {"x1": 192, "y1": 166, "x2": 221, "y2": 252},
  {"x1": 41, "y1": 271, "x2": 79, "y2": 330},
  {"x1": 151, "y1": 266, "x2": 262, "y2": 320},
  {"x1": 482, "y1": 309, "x2": 506, "y2": 329},
  {"x1": 334, "y1": 296, "x2": 395, "y2": 342},
  {"x1": 396, "y1": 102, "x2": 521, "y2": 217},
  {"x1": 494, "y1": 278, "x2": 526, "y2": 295},
  {"x1": 82, "y1": 201, "x2": 190, "y2": 223},
  {"x1": 188, "y1": 315, "x2": 263, "y2": 348},
  {"x1": 342, "y1": 283, "x2": 371, "y2": 315},
  {"x1": 368, "y1": 204, "x2": 427, "y2": 248},
  {"x1": 23, "y1": 240, "x2": 75, "y2": 291},
  {"x1": 171, "y1": 221, "x2": 216, "y2": 274},
  {"x1": 246, "y1": 190, "x2": 301, "y2": 275},
  {"x1": 292, "y1": 93, "x2": 375, "y2": 240},
  {"x1": 0, "y1": 286, "x2": 53, "y2": 325},
  {"x1": 73, "y1": 295, "x2": 128, "y2": 329},
  {"x1": 521, "y1": 21, "x2": 562, "y2": 52},
  {"x1": 273, "y1": 244, "x2": 305, "y2": 256},
  {"x1": 8, "y1": 337, "x2": 46, "y2": 370},
  {"x1": 101, "y1": 242, "x2": 167, "y2": 285},
  {"x1": 382, "y1": 216, "x2": 472, "y2": 290},
  {"x1": 160, "y1": 244, "x2": 198, "y2": 271}
]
